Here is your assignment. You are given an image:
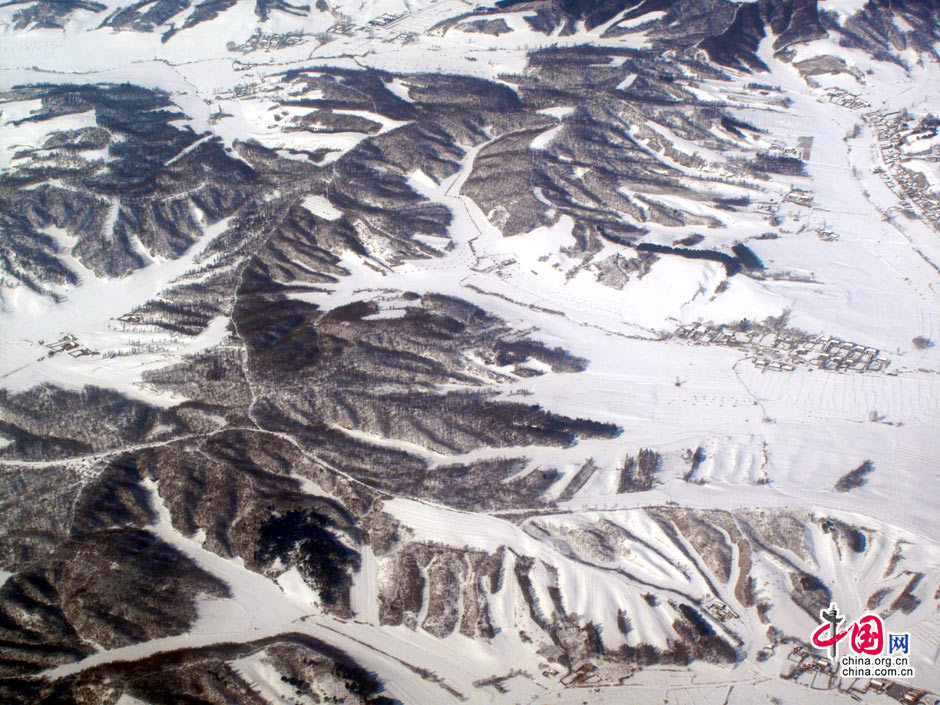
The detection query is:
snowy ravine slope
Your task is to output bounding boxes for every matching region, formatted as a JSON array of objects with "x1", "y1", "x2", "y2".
[{"x1": 1, "y1": 0, "x2": 939, "y2": 703}]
